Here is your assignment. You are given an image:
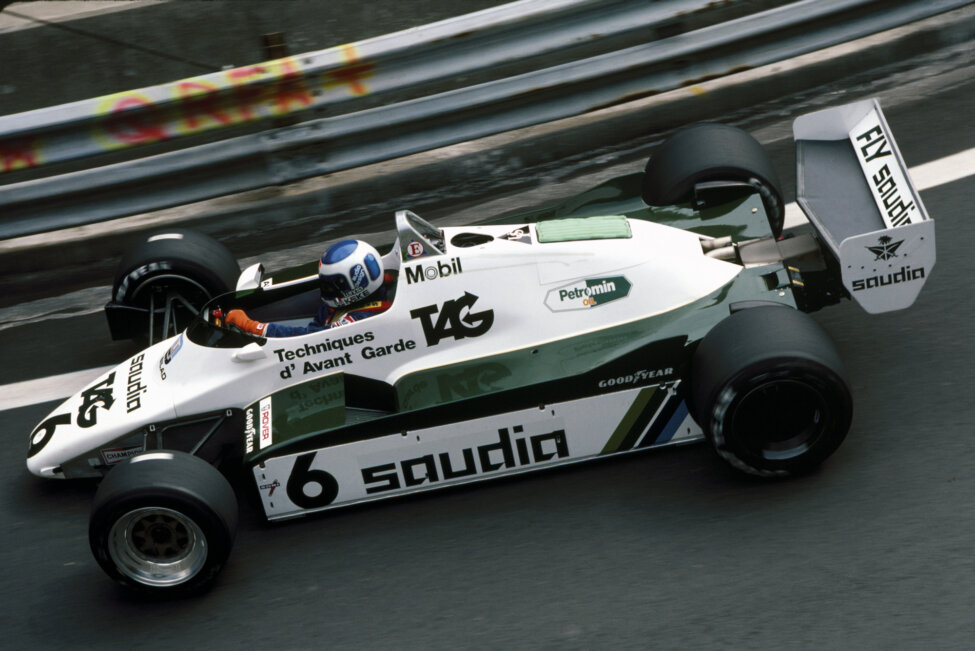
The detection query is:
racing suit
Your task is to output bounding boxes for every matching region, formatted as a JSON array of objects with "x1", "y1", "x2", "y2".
[
  {"x1": 226, "y1": 276, "x2": 392, "y2": 337},
  {"x1": 266, "y1": 292, "x2": 390, "y2": 337}
]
